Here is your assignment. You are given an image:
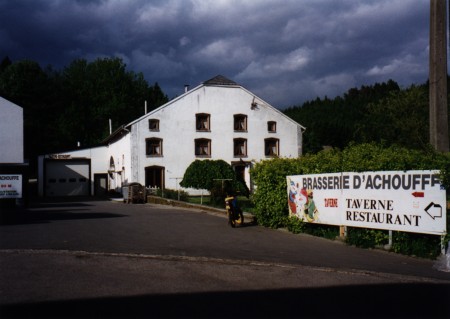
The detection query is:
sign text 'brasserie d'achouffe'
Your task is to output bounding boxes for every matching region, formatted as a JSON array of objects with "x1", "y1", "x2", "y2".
[{"x1": 287, "y1": 171, "x2": 447, "y2": 235}]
